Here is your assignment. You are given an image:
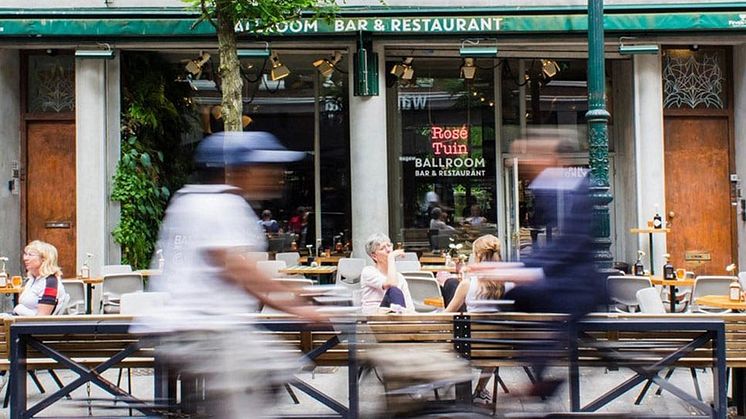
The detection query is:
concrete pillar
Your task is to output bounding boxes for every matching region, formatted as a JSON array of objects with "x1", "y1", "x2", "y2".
[
  {"x1": 348, "y1": 43, "x2": 389, "y2": 259},
  {"x1": 75, "y1": 55, "x2": 121, "y2": 278},
  {"x1": 734, "y1": 44, "x2": 746, "y2": 270},
  {"x1": 633, "y1": 53, "x2": 667, "y2": 273},
  {"x1": 0, "y1": 49, "x2": 21, "y2": 276}
]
